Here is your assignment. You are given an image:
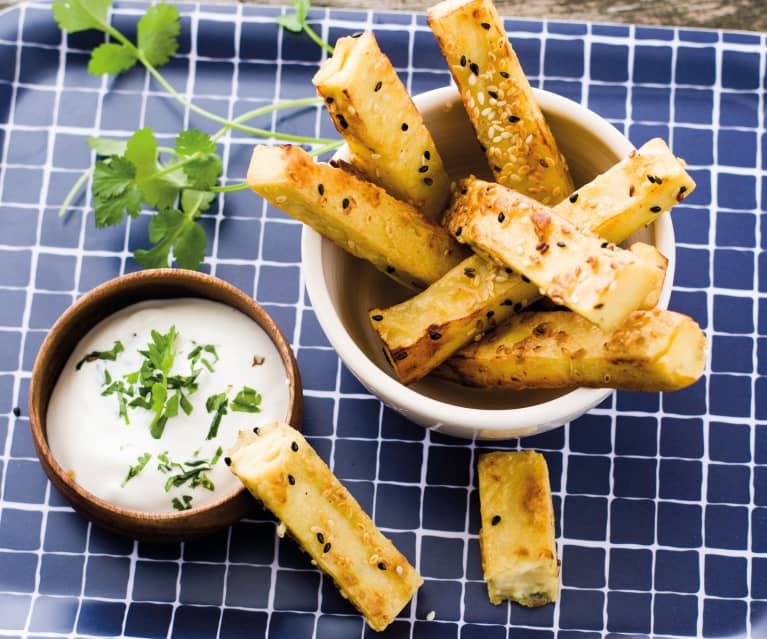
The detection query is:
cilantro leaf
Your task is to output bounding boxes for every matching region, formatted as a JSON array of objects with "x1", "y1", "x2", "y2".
[
  {"x1": 75, "y1": 339, "x2": 124, "y2": 369},
  {"x1": 277, "y1": 0, "x2": 309, "y2": 32},
  {"x1": 175, "y1": 130, "x2": 216, "y2": 157},
  {"x1": 137, "y1": 3, "x2": 180, "y2": 67},
  {"x1": 125, "y1": 128, "x2": 183, "y2": 209},
  {"x1": 183, "y1": 155, "x2": 223, "y2": 190},
  {"x1": 205, "y1": 392, "x2": 228, "y2": 440},
  {"x1": 276, "y1": 13, "x2": 303, "y2": 33},
  {"x1": 87, "y1": 136, "x2": 128, "y2": 156},
  {"x1": 121, "y1": 452, "x2": 151, "y2": 487},
  {"x1": 135, "y1": 190, "x2": 212, "y2": 270},
  {"x1": 88, "y1": 42, "x2": 137, "y2": 75},
  {"x1": 174, "y1": 219, "x2": 207, "y2": 270},
  {"x1": 231, "y1": 386, "x2": 262, "y2": 413},
  {"x1": 52, "y1": 0, "x2": 111, "y2": 34},
  {"x1": 92, "y1": 157, "x2": 143, "y2": 227}
]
